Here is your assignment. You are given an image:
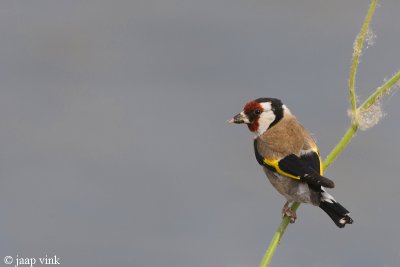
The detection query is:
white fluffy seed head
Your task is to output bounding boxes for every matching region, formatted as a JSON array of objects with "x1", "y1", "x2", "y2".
[
  {"x1": 348, "y1": 102, "x2": 384, "y2": 131},
  {"x1": 352, "y1": 28, "x2": 376, "y2": 58},
  {"x1": 365, "y1": 28, "x2": 376, "y2": 49},
  {"x1": 358, "y1": 103, "x2": 384, "y2": 130},
  {"x1": 348, "y1": 74, "x2": 400, "y2": 130}
]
